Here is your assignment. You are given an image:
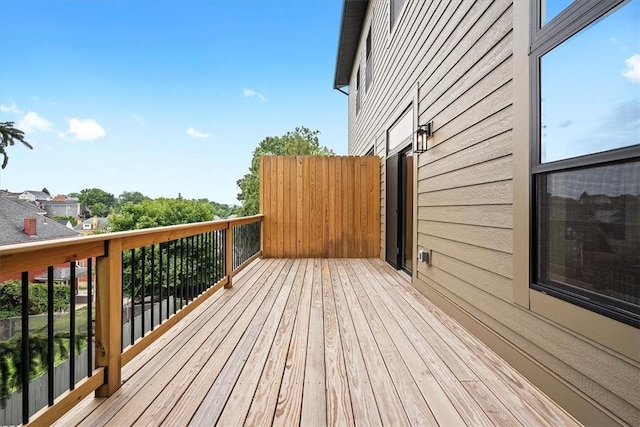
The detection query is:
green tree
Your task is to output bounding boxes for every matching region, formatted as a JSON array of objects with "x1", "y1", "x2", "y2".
[
  {"x1": 109, "y1": 197, "x2": 215, "y2": 231},
  {"x1": 41, "y1": 187, "x2": 50, "y2": 196},
  {"x1": 236, "y1": 127, "x2": 334, "y2": 215},
  {"x1": 78, "y1": 188, "x2": 116, "y2": 217},
  {"x1": 117, "y1": 191, "x2": 150, "y2": 209},
  {"x1": 210, "y1": 201, "x2": 239, "y2": 218},
  {"x1": 0, "y1": 122, "x2": 33, "y2": 169}
]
